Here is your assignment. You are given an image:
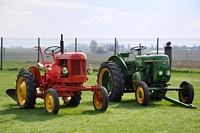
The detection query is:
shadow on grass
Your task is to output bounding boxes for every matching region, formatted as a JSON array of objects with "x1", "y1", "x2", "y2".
[
  {"x1": 109, "y1": 99, "x2": 162, "y2": 110},
  {"x1": 1, "y1": 97, "x2": 192, "y2": 123},
  {"x1": 0, "y1": 101, "x2": 105, "y2": 122},
  {"x1": 79, "y1": 98, "x2": 166, "y2": 111},
  {"x1": 0, "y1": 104, "x2": 58, "y2": 122},
  {"x1": 85, "y1": 97, "x2": 192, "y2": 110}
]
